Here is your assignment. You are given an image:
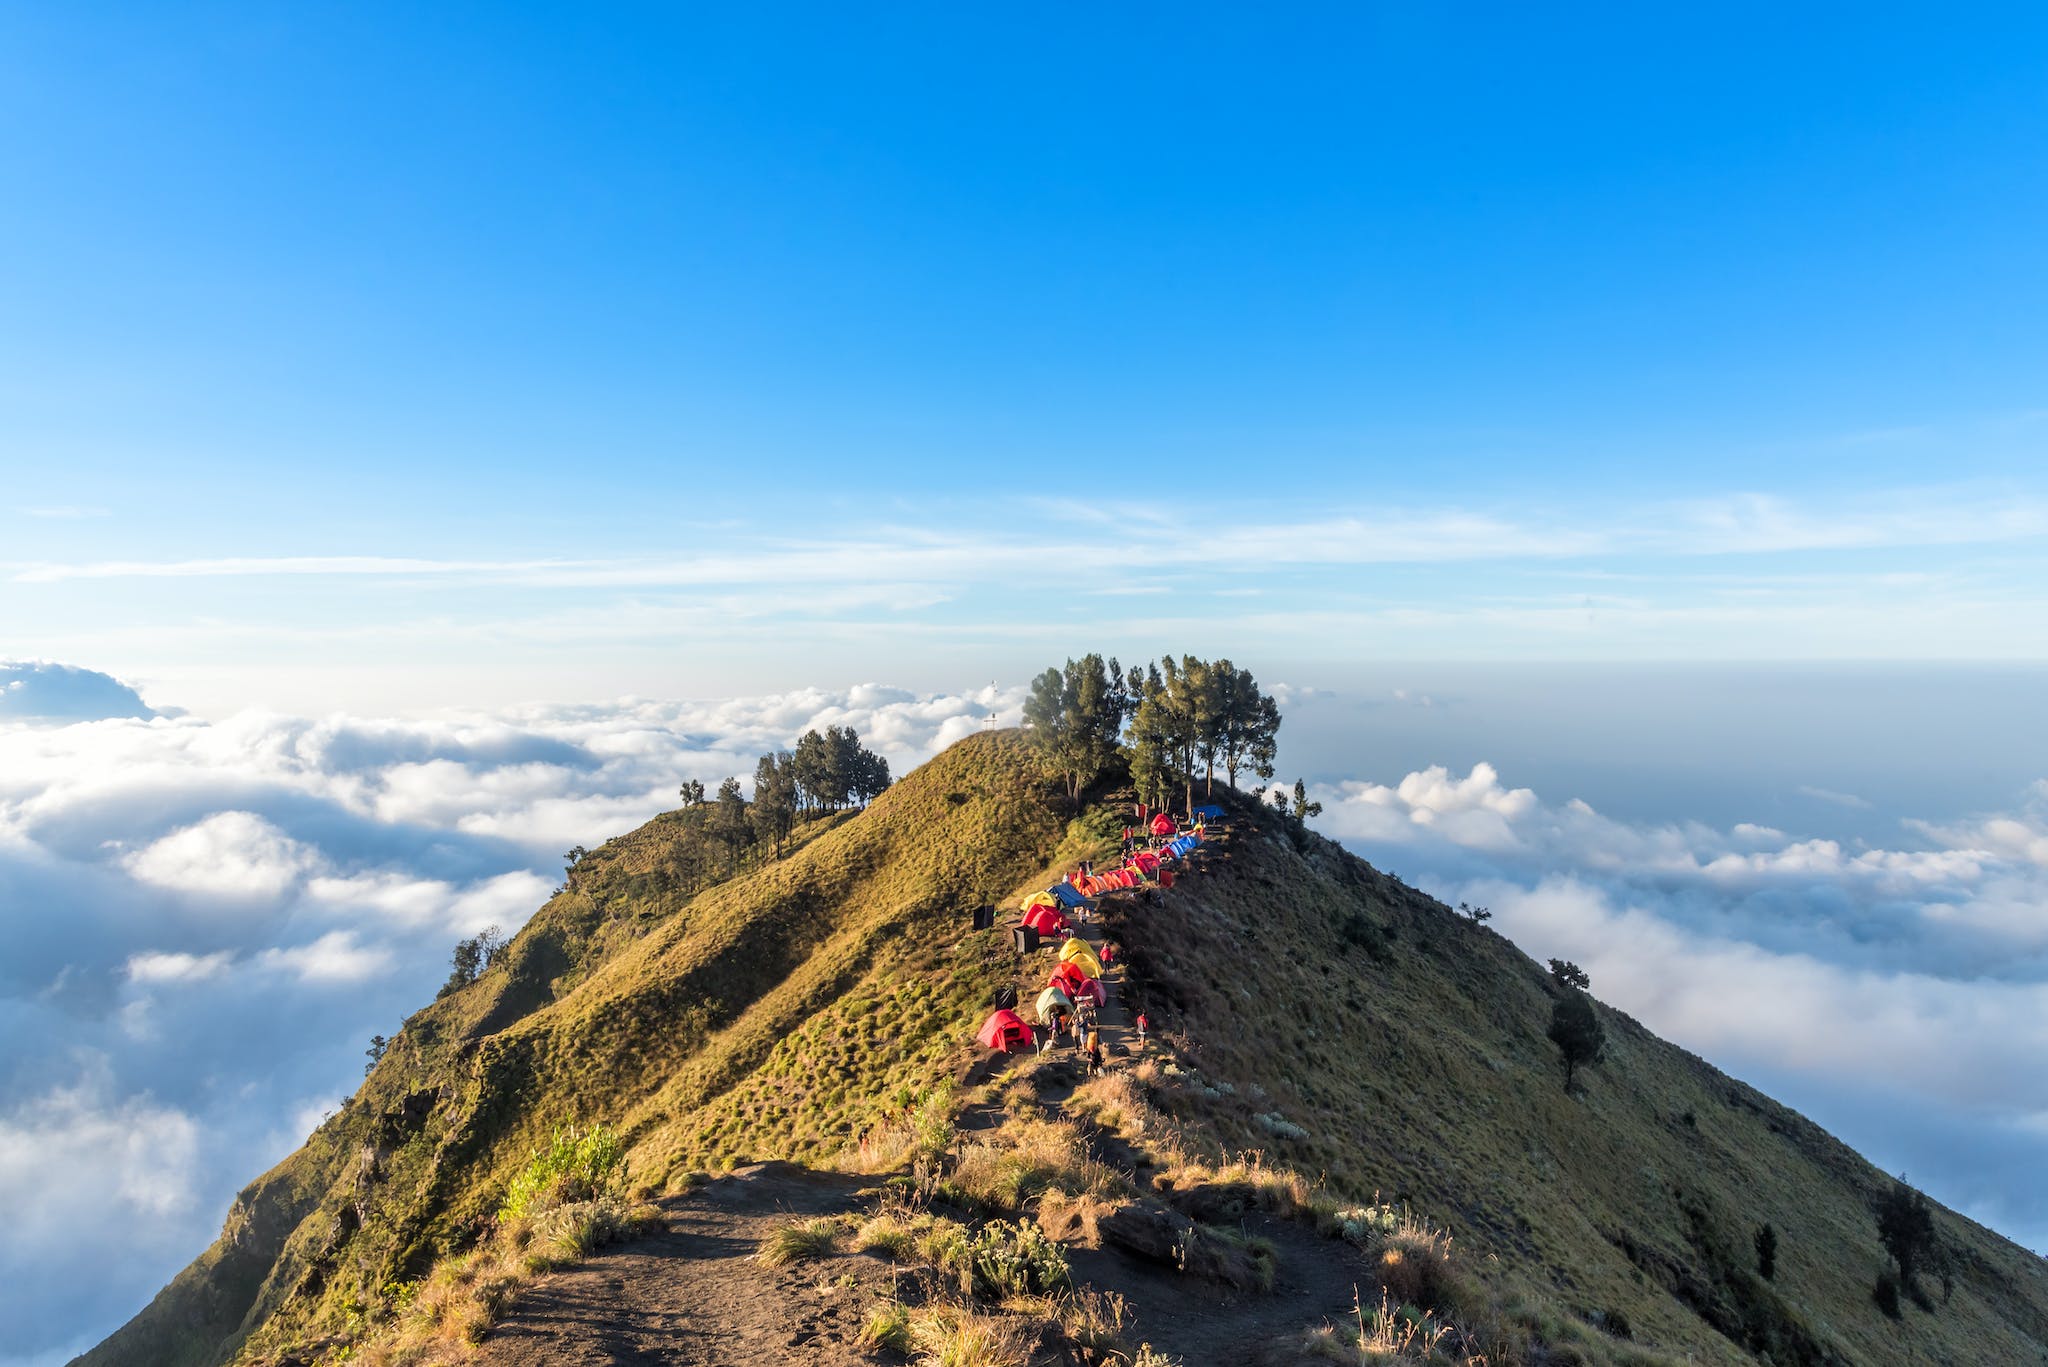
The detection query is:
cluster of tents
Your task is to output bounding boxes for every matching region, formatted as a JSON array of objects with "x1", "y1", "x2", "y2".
[{"x1": 975, "y1": 811, "x2": 1216, "y2": 1055}]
